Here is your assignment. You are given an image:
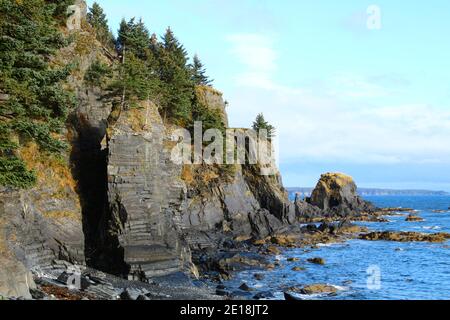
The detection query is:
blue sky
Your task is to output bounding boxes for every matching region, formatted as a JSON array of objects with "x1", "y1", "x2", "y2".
[{"x1": 87, "y1": 0, "x2": 450, "y2": 191}]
